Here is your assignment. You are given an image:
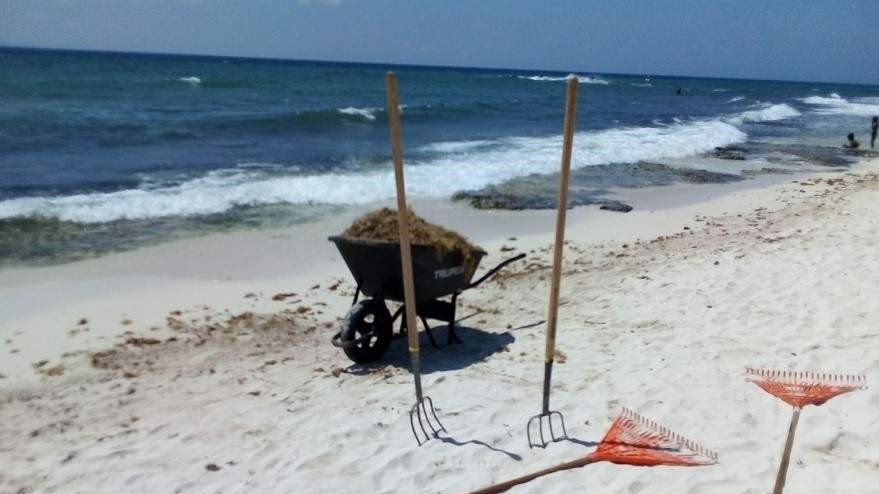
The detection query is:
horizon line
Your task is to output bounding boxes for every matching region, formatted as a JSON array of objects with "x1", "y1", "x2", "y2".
[{"x1": 0, "y1": 44, "x2": 873, "y2": 87}]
